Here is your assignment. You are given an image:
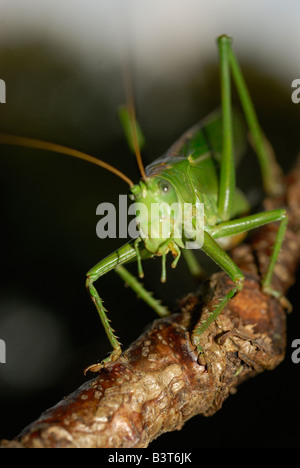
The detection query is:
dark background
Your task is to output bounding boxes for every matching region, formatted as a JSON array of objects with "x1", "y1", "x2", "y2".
[{"x1": 0, "y1": 1, "x2": 300, "y2": 448}]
